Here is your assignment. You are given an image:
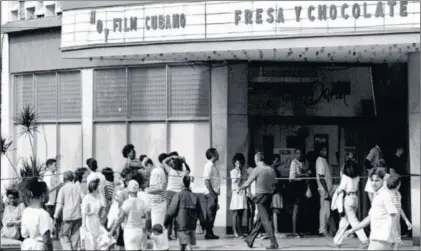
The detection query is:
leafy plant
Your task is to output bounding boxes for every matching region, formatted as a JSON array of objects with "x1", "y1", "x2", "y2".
[
  {"x1": 13, "y1": 105, "x2": 39, "y2": 174},
  {"x1": 19, "y1": 156, "x2": 46, "y2": 178},
  {"x1": 1, "y1": 136, "x2": 19, "y2": 178}
]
